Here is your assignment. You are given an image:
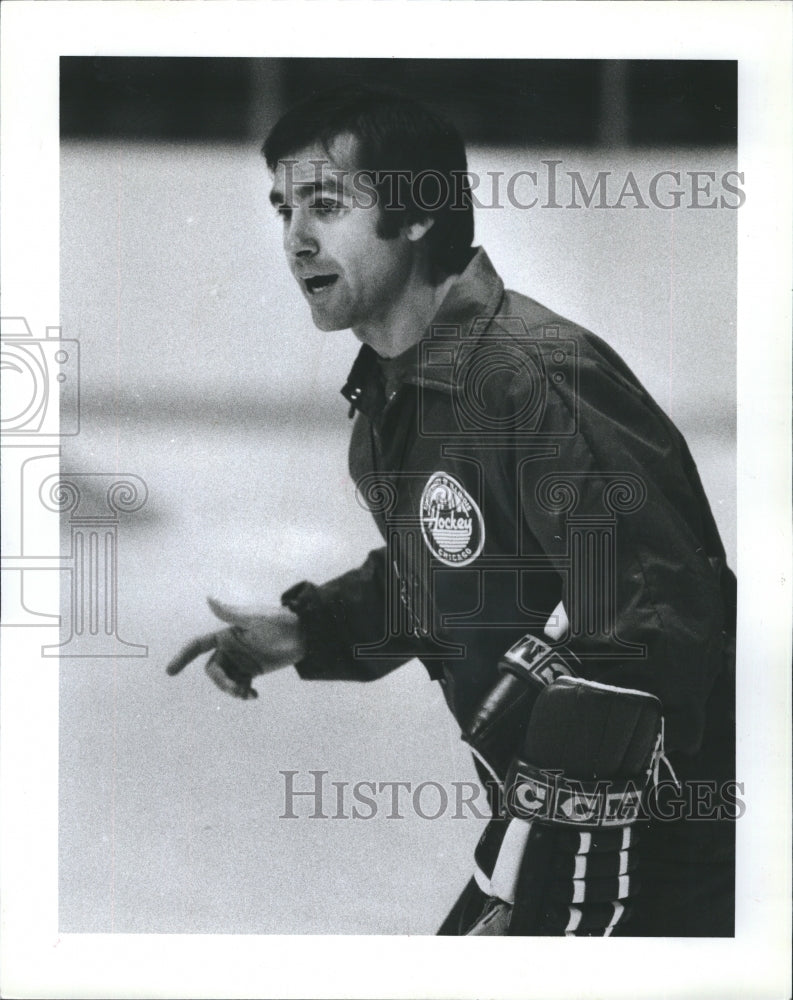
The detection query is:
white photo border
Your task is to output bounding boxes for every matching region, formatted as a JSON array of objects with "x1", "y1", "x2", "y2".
[{"x1": 1, "y1": 2, "x2": 791, "y2": 998}]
